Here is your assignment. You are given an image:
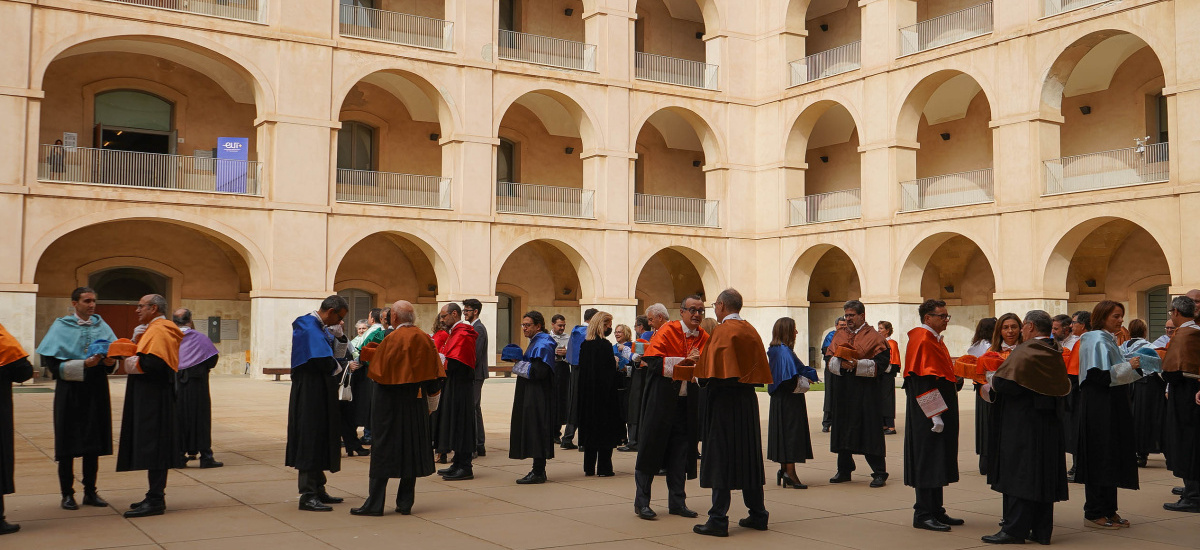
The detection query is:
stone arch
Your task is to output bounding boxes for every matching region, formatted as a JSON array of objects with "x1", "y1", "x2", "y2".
[
  {"x1": 631, "y1": 0, "x2": 722, "y2": 35},
  {"x1": 897, "y1": 230, "x2": 999, "y2": 301},
  {"x1": 895, "y1": 67, "x2": 995, "y2": 143},
  {"x1": 492, "y1": 237, "x2": 600, "y2": 303},
  {"x1": 327, "y1": 228, "x2": 459, "y2": 296},
  {"x1": 1037, "y1": 27, "x2": 1173, "y2": 115},
  {"x1": 631, "y1": 244, "x2": 723, "y2": 302},
  {"x1": 785, "y1": 242, "x2": 865, "y2": 306},
  {"x1": 494, "y1": 87, "x2": 603, "y2": 153},
  {"x1": 331, "y1": 65, "x2": 461, "y2": 138},
  {"x1": 631, "y1": 105, "x2": 725, "y2": 166},
  {"x1": 1041, "y1": 215, "x2": 1176, "y2": 298},
  {"x1": 783, "y1": 98, "x2": 864, "y2": 164}
]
